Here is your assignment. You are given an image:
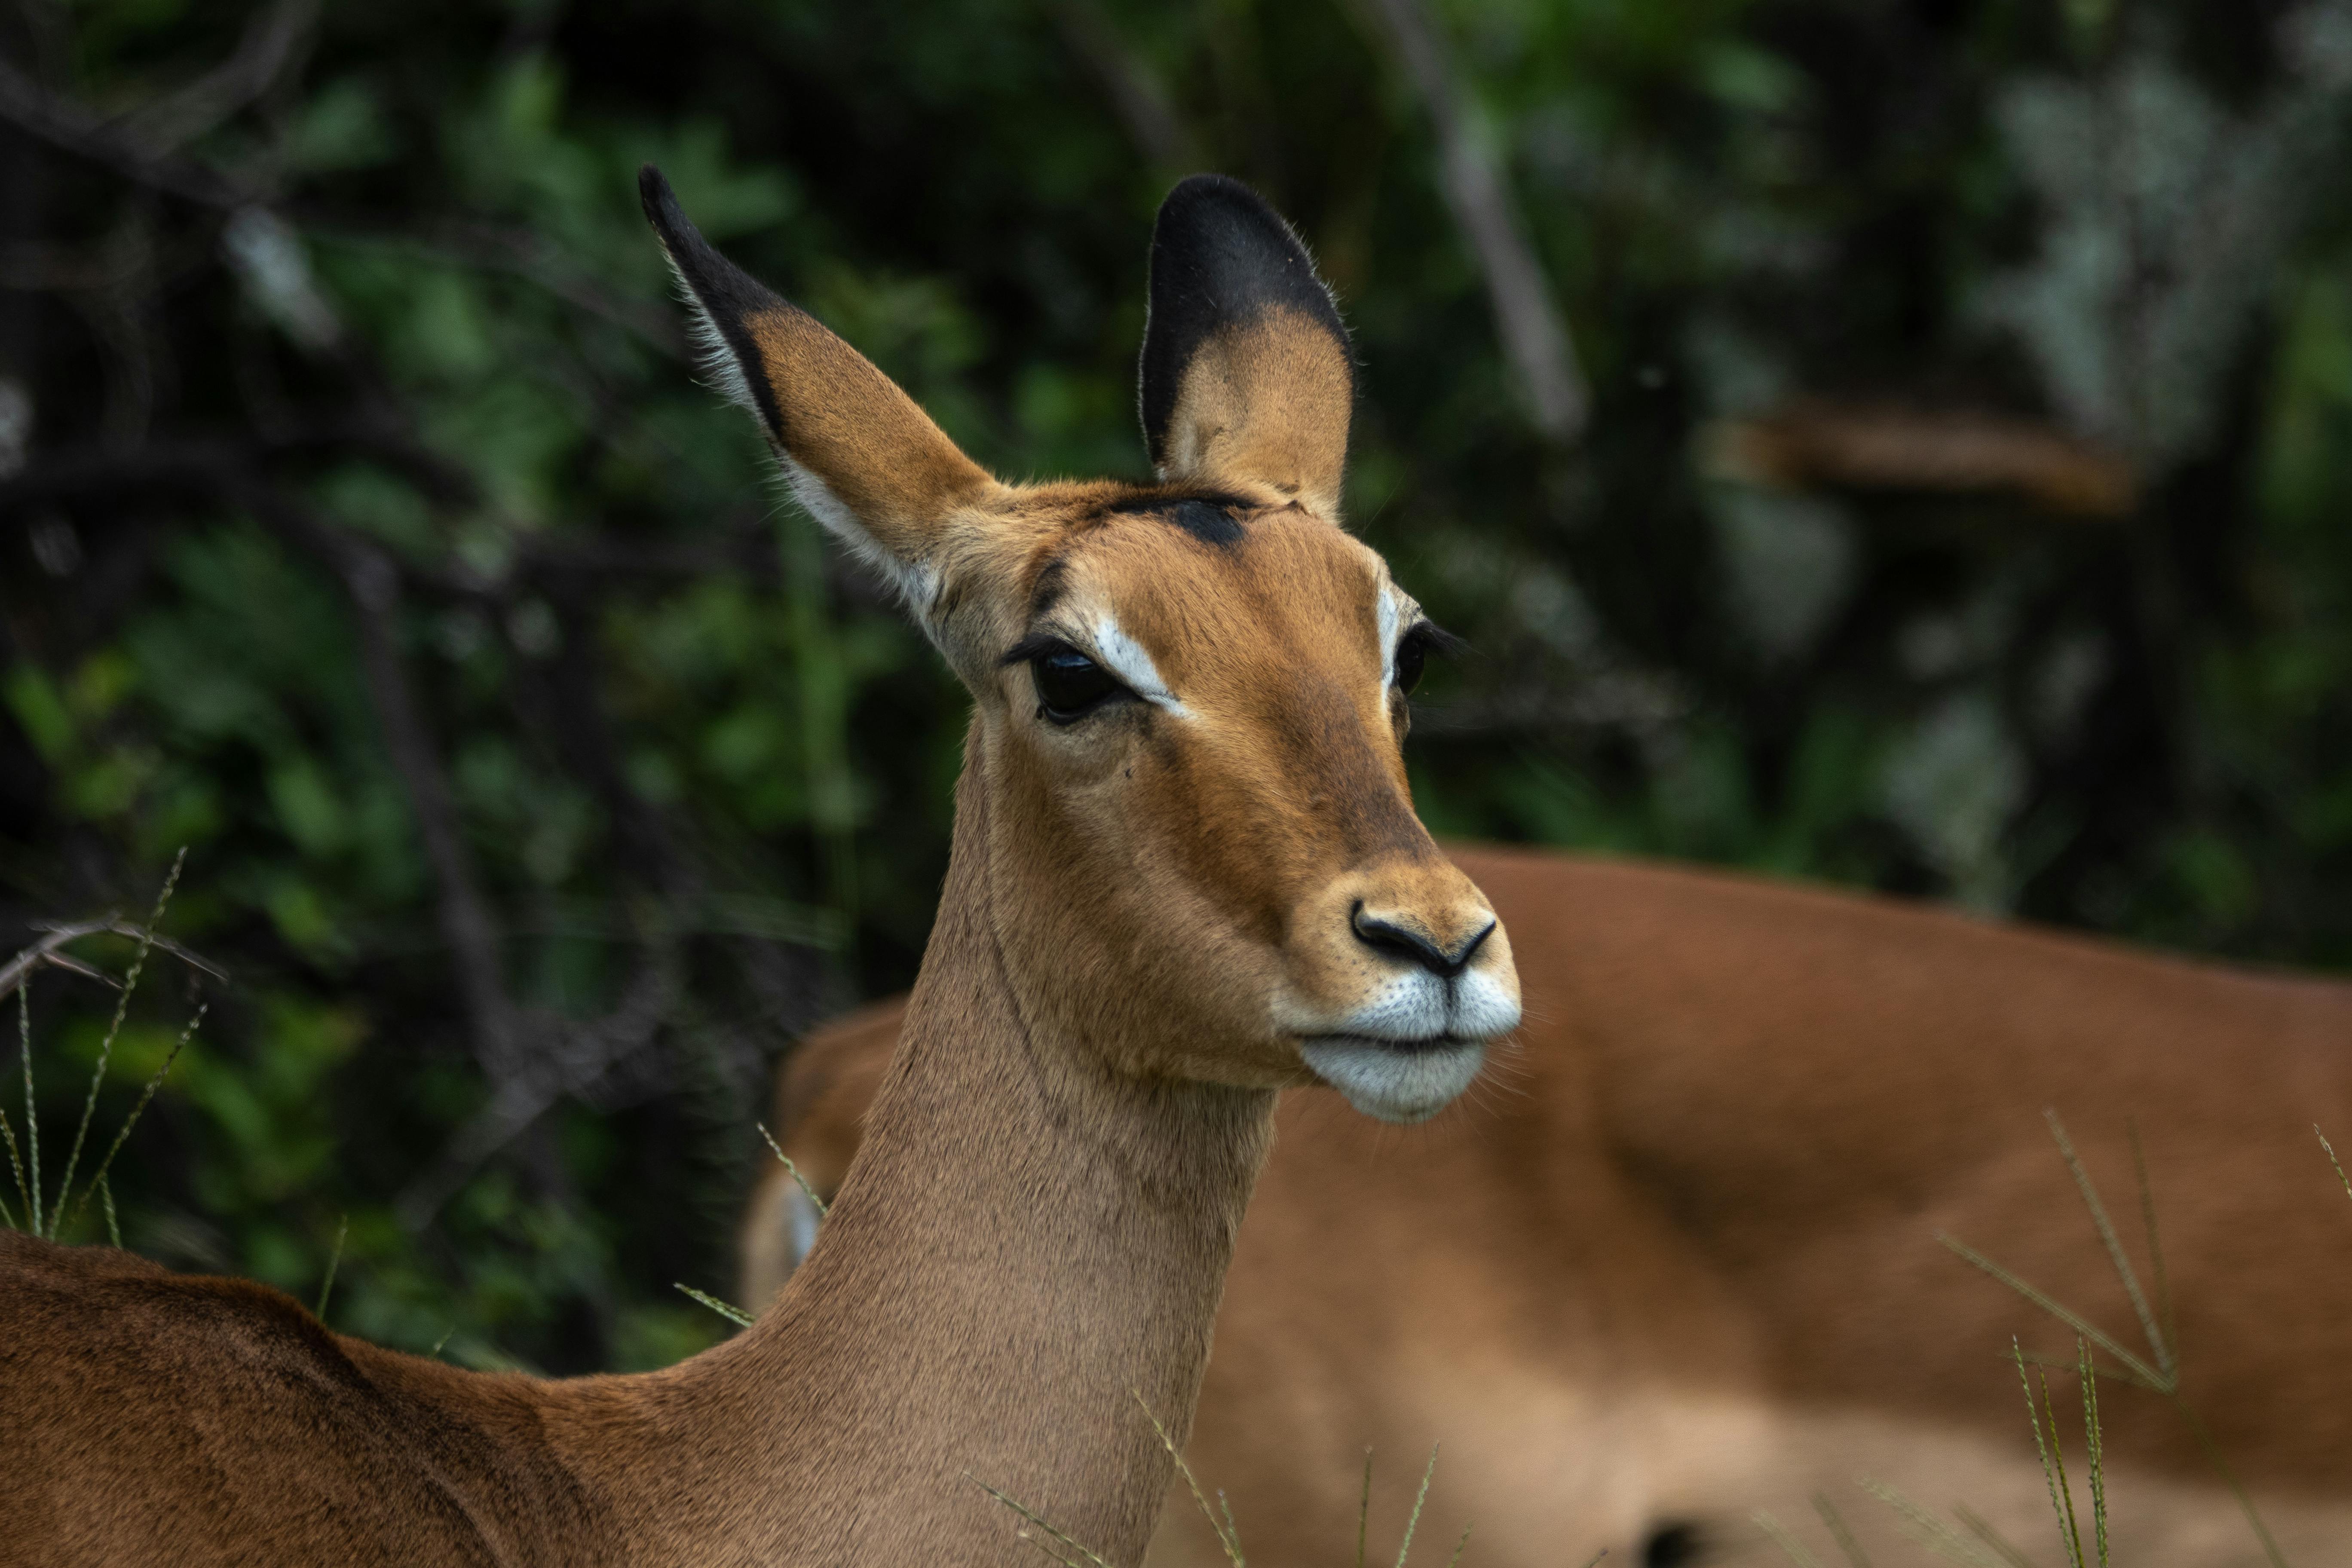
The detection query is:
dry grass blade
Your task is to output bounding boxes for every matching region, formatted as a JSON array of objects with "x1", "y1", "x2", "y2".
[
  {"x1": 0, "y1": 1099, "x2": 28, "y2": 1230},
  {"x1": 2078, "y1": 1341, "x2": 2107, "y2": 1566},
  {"x1": 2319, "y1": 1127, "x2": 2352, "y2": 1207},
  {"x1": 2041, "y1": 1110, "x2": 2169, "y2": 1378},
  {"x1": 2015, "y1": 1339, "x2": 2073, "y2": 1568},
  {"x1": 1951, "y1": 1505, "x2": 2035, "y2": 1568},
  {"x1": 19, "y1": 982, "x2": 39, "y2": 1231},
  {"x1": 1814, "y1": 1492, "x2": 1871, "y2": 1568},
  {"x1": 64, "y1": 1001, "x2": 203, "y2": 1234},
  {"x1": 1939, "y1": 1232, "x2": 2167, "y2": 1389},
  {"x1": 1857, "y1": 1479, "x2": 2008, "y2": 1568},
  {"x1": 99, "y1": 1173, "x2": 119, "y2": 1247},
  {"x1": 2127, "y1": 1121, "x2": 2176, "y2": 1365},
  {"x1": 672, "y1": 1283, "x2": 754, "y2": 1328},
  {"x1": 316, "y1": 1214, "x2": 348, "y2": 1318},
  {"x1": 1756, "y1": 1510, "x2": 1827, "y2": 1568},
  {"x1": 757, "y1": 1120, "x2": 829, "y2": 1217},
  {"x1": 2039, "y1": 1362, "x2": 2086, "y2": 1568},
  {"x1": 970, "y1": 1475, "x2": 1120, "y2": 1568},
  {"x1": 1135, "y1": 1391, "x2": 1243, "y2": 1568},
  {"x1": 2011, "y1": 1347, "x2": 2163, "y2": 1392},
  {"x1": 1393, "y1": 1445, "x2": 1439, "y2": 1568},
  {"x1": 52, "y1": 849, "x2": 184, "y2": 1236},
  {"x1": 1358, "y1": 1449, "x2": 1374, "y2": 1568}
]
